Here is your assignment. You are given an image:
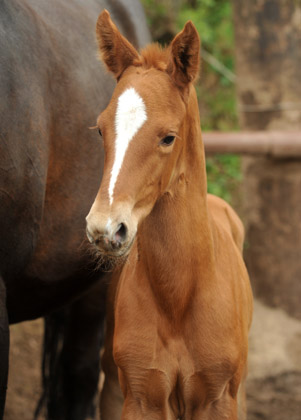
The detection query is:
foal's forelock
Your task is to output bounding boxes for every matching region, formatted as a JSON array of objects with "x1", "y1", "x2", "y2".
[{"x1": 108, "y1": 87, "x2": 147, "y2": 205}]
